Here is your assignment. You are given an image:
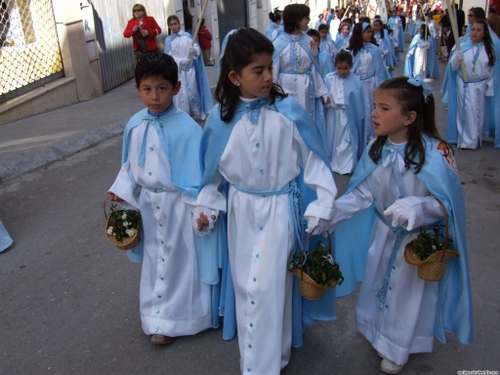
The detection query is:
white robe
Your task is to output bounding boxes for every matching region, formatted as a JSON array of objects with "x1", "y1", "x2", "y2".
[
  {"x1": 452, "y1": 45, "x2": 494, "y2": 149},
  {"x1": 330, "y1": 143, "x2": 444, "y2": 366},
  {"x1": 167, "y1": 33, "x2": 203, "y2": 117},
  {"x1": 413, "y1": 39, "x2": 430, "y2": 76},
  {"x1": 324, "y1": 74, "x2": 354, "y2": 174},
  {"x1": 273, "y1": 35, "x2": 328, "y2": 118},
  {"x1": 197, "y1": 101, "x2": 336, "y2": 375},
  {"x1": 352, "y1": 49, "x2": 377, "y2": 142},
  {"x1": 110, "y1": 121, "x2": 212, "y2": 337}
]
